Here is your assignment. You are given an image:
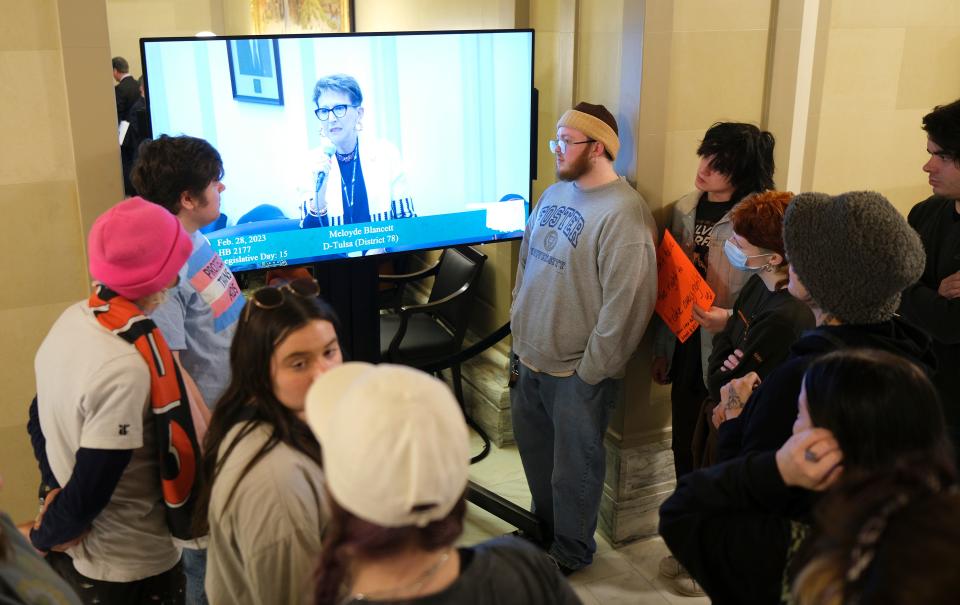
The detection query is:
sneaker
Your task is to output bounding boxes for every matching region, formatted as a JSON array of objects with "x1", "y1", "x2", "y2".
[
  {"x1": 547, "y1": 553, "x2": 580, "y2": 577},
  {"x1": 658, "y1": 554, "x2": 682, "y2": 579},
  {"x1": 673, "y1": 573, "x2": 706, "y2": 597}
]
